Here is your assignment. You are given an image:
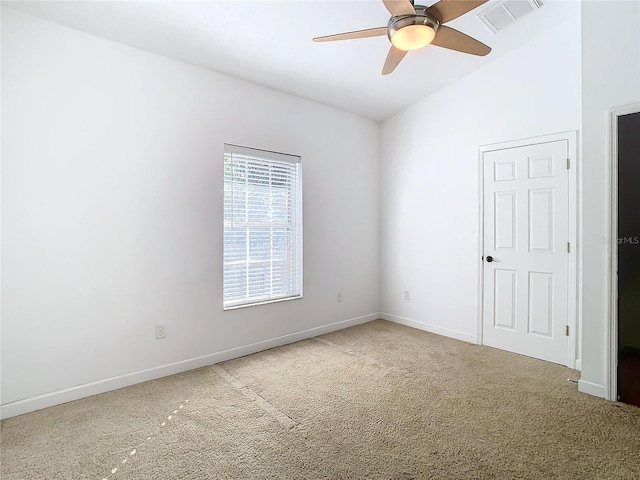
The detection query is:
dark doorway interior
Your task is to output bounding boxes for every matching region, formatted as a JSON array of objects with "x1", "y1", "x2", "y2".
[{"x1": 617, "y1": 110, "x2": 640, "y2": 407}]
